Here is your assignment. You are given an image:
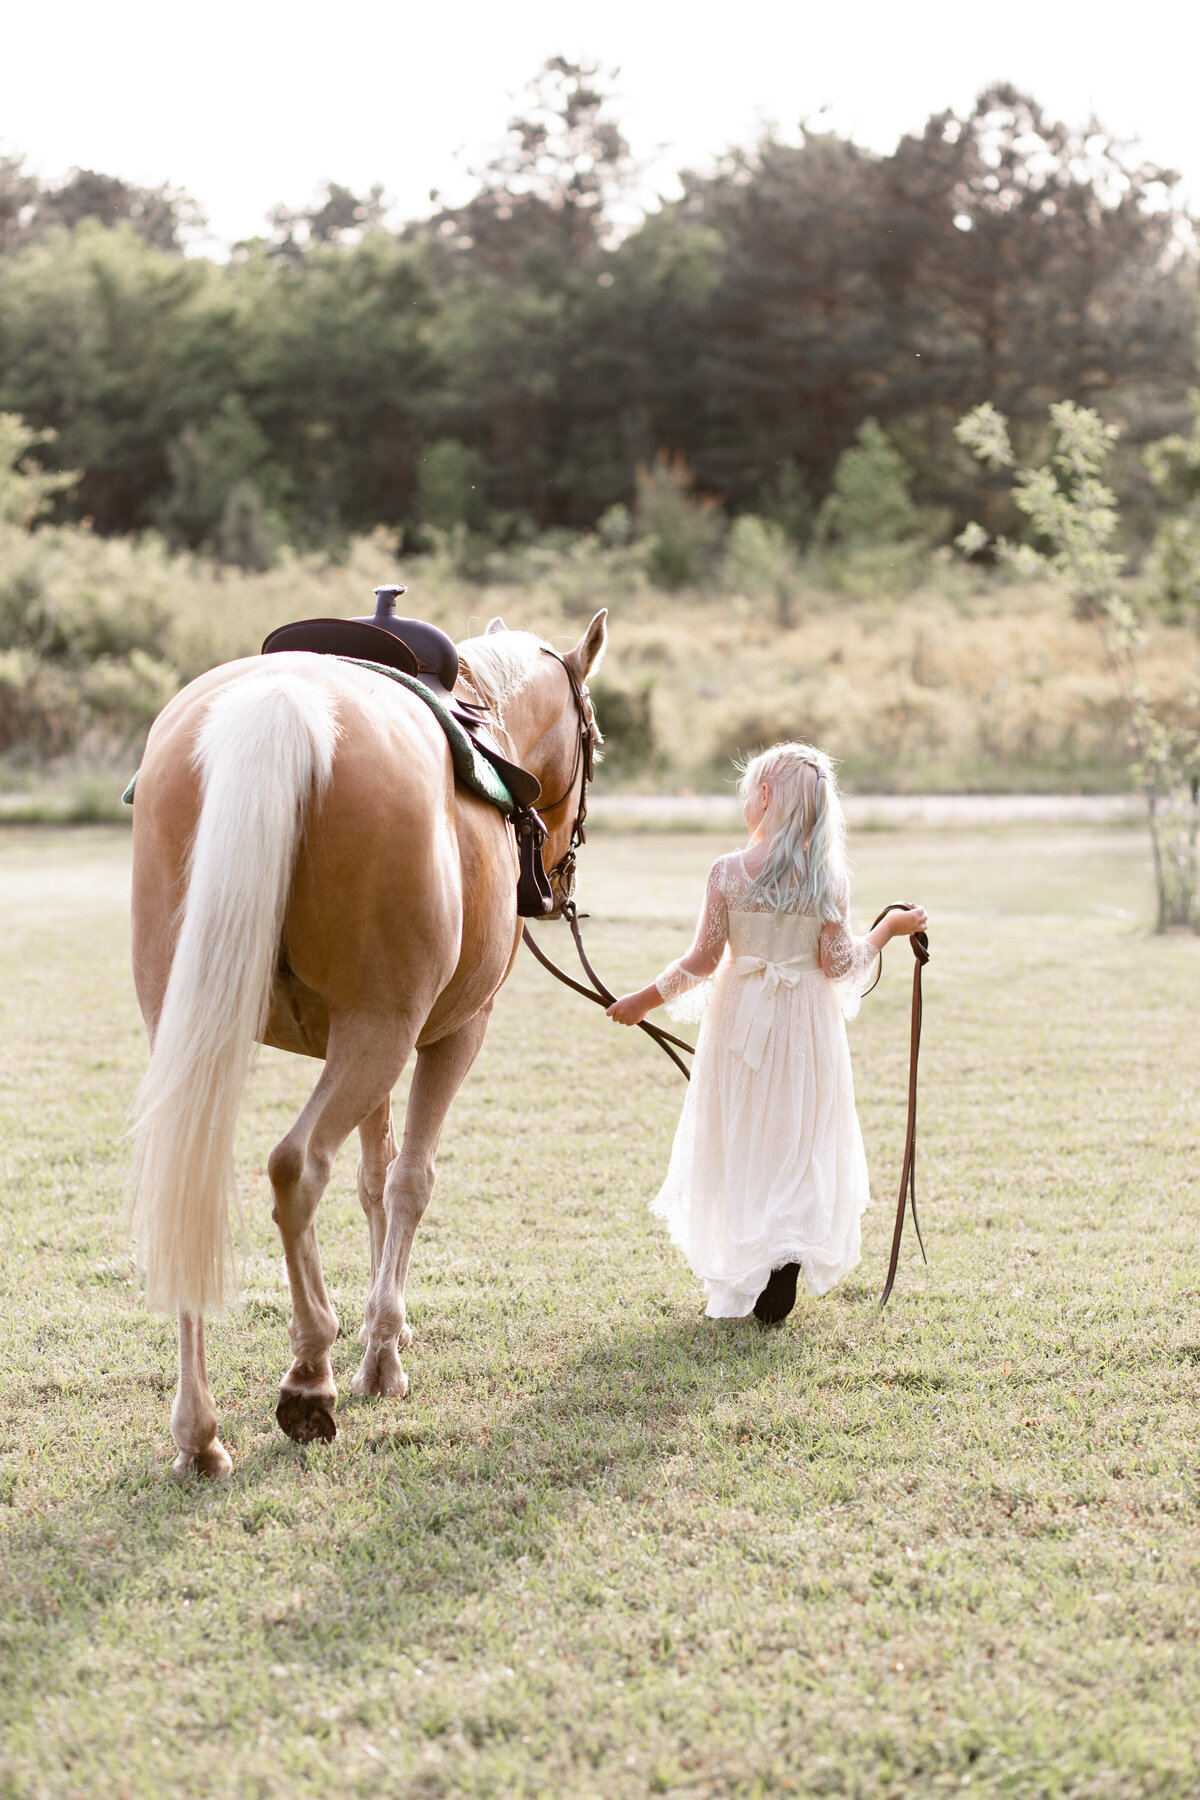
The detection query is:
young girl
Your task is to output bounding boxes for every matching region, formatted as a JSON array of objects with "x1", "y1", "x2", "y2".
[{"x1": 605, "y1": 744, "x2": 927, "y2": 1325}]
